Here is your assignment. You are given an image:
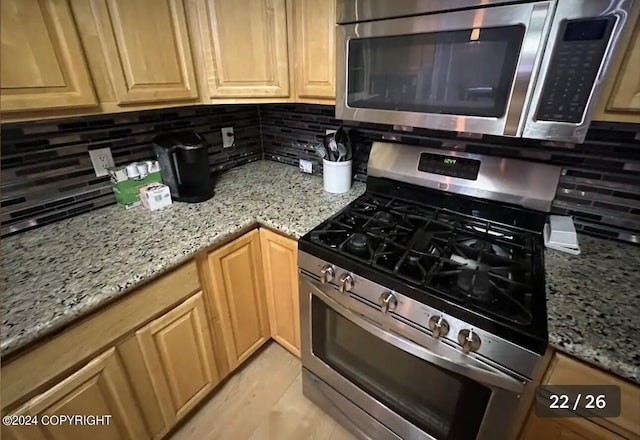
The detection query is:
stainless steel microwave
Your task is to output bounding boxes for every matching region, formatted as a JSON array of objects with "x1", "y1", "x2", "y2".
[{"x1": 336, "y1": 0, "x2": 634, "y2": 143}]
